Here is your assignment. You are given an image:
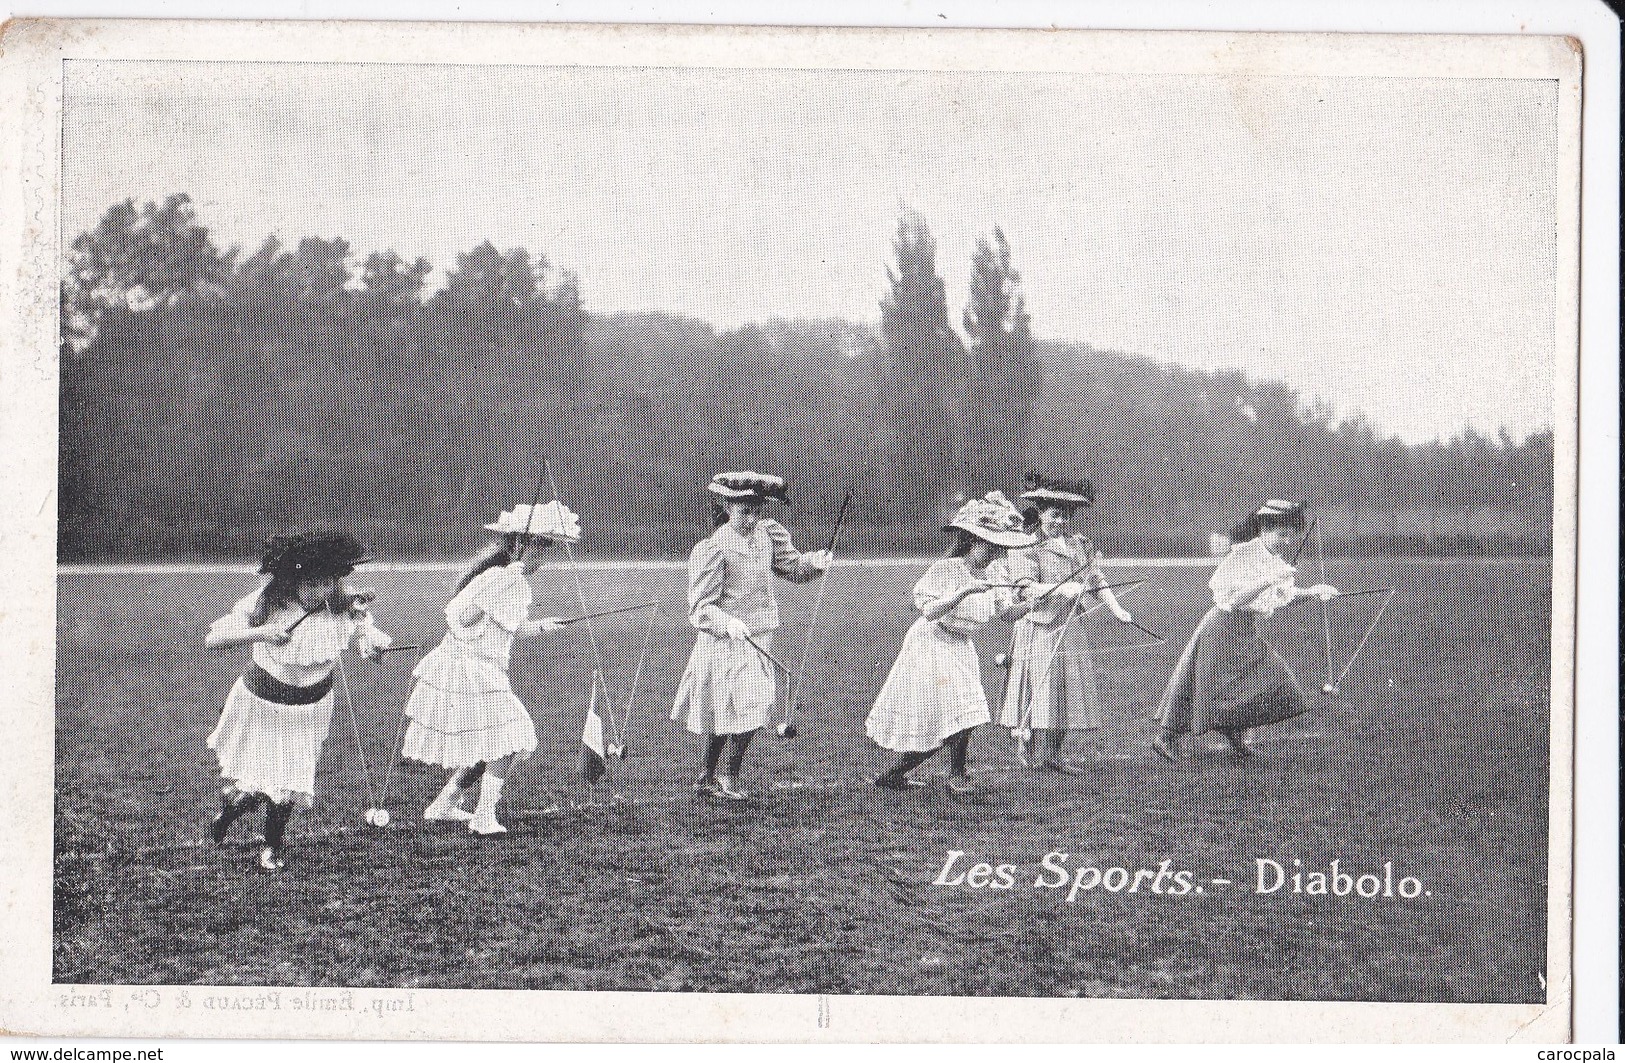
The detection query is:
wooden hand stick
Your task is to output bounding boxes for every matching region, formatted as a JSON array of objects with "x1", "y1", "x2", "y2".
[{"x1": 558, "y1": 601, "x2": 661, "y2": 625}]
